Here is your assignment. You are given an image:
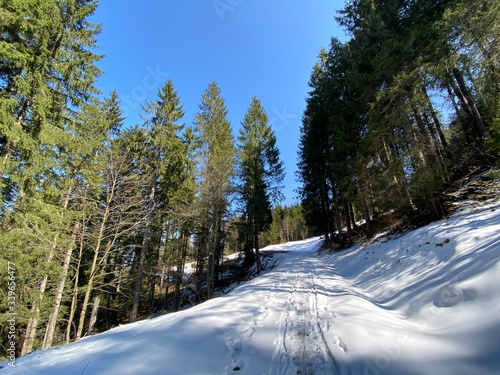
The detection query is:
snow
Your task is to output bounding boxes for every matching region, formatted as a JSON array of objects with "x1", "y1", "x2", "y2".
[{"x1": 2, "y1": 200, "x2": 500, "y2": 375}]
